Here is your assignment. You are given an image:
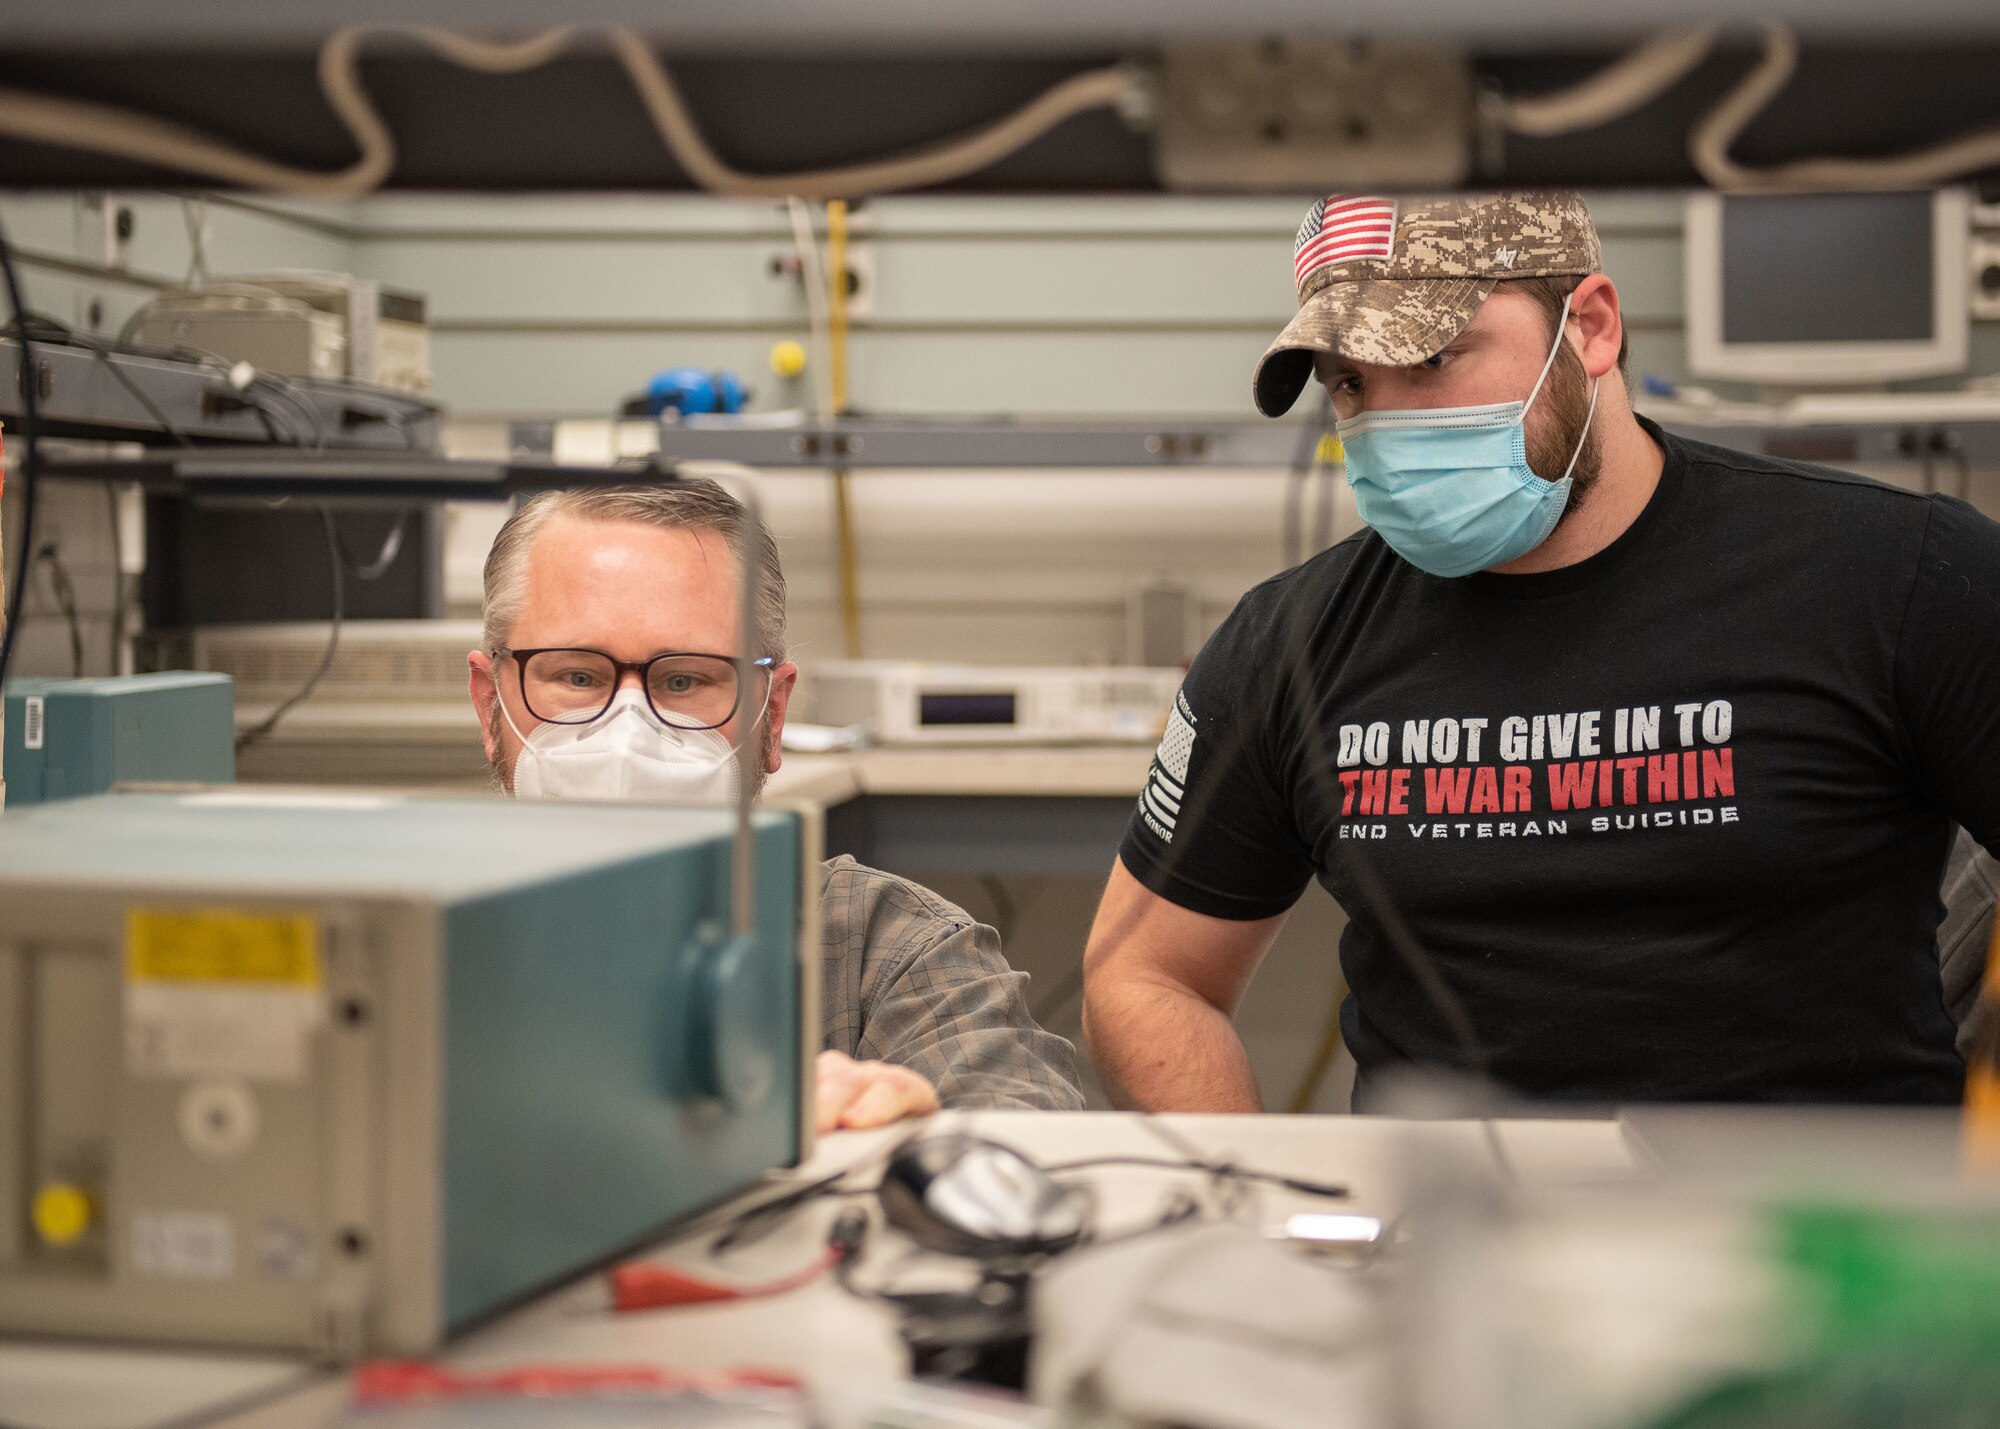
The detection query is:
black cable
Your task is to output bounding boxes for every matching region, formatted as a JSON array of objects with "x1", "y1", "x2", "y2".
[
  {"x1": 1263, "y1": 426, "x2": 1514, "y2": 1178},
  {"x1": 253, "y1": 373, "x2": 329, "y2": 448},
  {"x1": 233, "y1": 505, "x2": 343, "y2": 752},
  {"x1": 707, "y1": 1170, "x2": 867, "y2": 1258},
  {"x1": 32, "y1": 541, "x2": 85, "y2": 678},
  {"x1": 1336, "y1": 843, "x2": 1490, "y2": 1081},
  {"x1": 0, "y1": 220, "x2": 46, "y2": 690},
  {"x1": 1040, "y1": 1154, "x2": 1350, "y2": 1200},
  {"x1": 13, "y1": 311, "x2": 197, "y2": 447},
  {"x1": 135, "y1": 326, "x2": 322, "y2": 449},
  {"x1": 336, "y1": 508, "x2": 411, "y2": 581},
  {"x1": 1253, "y1": 480, "x2": 1501, "y2": 1085},
  {"x1": 98, "y1": 346, "x2": 192, "y2": 445},
  {"x1": 1083, "y1": 419, "x2": 1502, "y2": 1115},
  {"x1": 1134, "y1": 1109, "x2": 1209, "y2": 1164},
  {"x1": 236, "y1": 381, "x2": 319, "y2": 448},
  {"x1": 699, "y1": 1136, "x2": 1350, "y2": 1274},
  {"x1": 1076, "y1": 1191, "x2": 1205, "y2": 1250},
  {"x1": 105, "y1": 483, "x2": 125, "y2": 675}
]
